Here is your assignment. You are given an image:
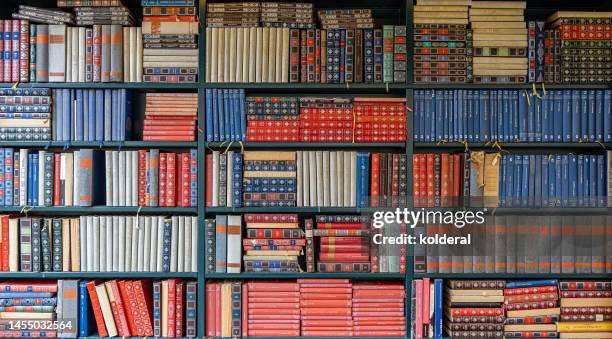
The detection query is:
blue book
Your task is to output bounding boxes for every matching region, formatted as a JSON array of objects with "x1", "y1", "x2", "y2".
[
  {"x1": 212, "y1": 89, "x2": 219, "y2": 142},
  {"x1": 562, "y1": 90, "x2": 571, "y2": 142},
  {"x1": 555, "y1": 155, "x2": 562, "y2": 206},
  {"x1": 190, "y1": 149, "x2": 197, "y2": 207},
  {"x1": 466, "y1": 90, "x2": 473, "y2": 142},
  {"x1": 583, "y1": 155, "x2": 590, "y2": 207},
  {"x1": 580, "y1": 90, "x2": 588, "y2": 140},
  {"x1": 82, "y1": 90, "x2": 89, "y2": 141},
  {"x1": 472, "y1": 90, "x2": 479, "y2": 142},
  {"x1": 452, "y1": 90, "x2": 458, "y2": 141},
  {"x1": 533, "y1": 96, "x2": 542, "y2": 142},
  {"x1": 521, "y1": 155, "x2": 529, "y2": 206},
  {"x1": 571, "y1": 90, "x2": 580, "y2": 142},
  {"x1": 604, "y1": 90, "x2": 611, "y2": 142},
  {"x1": 75, "y1": 89, "x2": 84, "y2": 141},
  {"x1": 489, "y1": 90, "x2": 496, "y2": 141},
  {"x1": 356, "y1": 153, "x2": 363, "y2": 207},
  {"x1": 4, "y1": 148, "x2": 13, "y2": 206},
  {"x1": 548, "y1": 156, "x2": 556, "y2": 207},
  {"x1": 503, "y1": 90, "x2": 511, "y2": 142},
  {"x1": 339, "y1": 30, "x2": 346, "y2": 82},
  {"x1": 541, "y1": 92, "x2": 549, "y2": 142},
  {"x1": 506, "y1": 279, "x2": 558, "y2": 288},
  {"x1": 497, "y1": 90, "x2": 504, "y2": 141},
  {"x1": 553, "y1": 91, "x2": 562, "y2": 142},
  {"x1": 569, "y1": 155, "x2": 577, "y2": 207},
  {"x1": 152, "y1": 281, "x2": 161, "y2": 337},
  {"x1": 27, "y1": 154, "x2": 33, "y2": 206},
  {"x1": 205, "y1": 89, "x2": 213, "y2": 141},
  {"x1": 61, "y1": 89, "x2": 71, "y2": 141},
  {"x1": 541, "y1": 156, "x2": 548, "y2": 207},
  {"x1": 232, "y1": 89, "x2": 241, "y2": 141},
  {"x1": 227, "y1": 89, "x2": 235, "y2": 141},
  {"x1": 588, "y1": 155, "x2": 596, "y2": 206},
  {"x1": 223, "y1": 89, "x2": 231, "y2": 141},
  {"x1": 122, "y1": 90, "x2": 131, "y2": 141},
  {"x1": 577, "y1": 154, "x2": 584, "y2": 206},
  {"x1": 87, "y1": 90, "x2": 95, "y2": 141},
  {"x1": 94, "y1": 90, "x2": 104, "y2": 141},
  {"x1": 435, "y1": 90, "x2": 443, "y2": 141},
  {"x1": 595, "y1": 90, "x2": 603, "y2": 141},
  {"x1": 529, "y1": 154, "x2": 536, "y2": 206},
  {"x1": 103, "y1": 89, "x2": 112, "y2": 141},
  {"x1": 425, "y1": 90, "x2": 433, "y2": 141},
  {"x1": 232, "y1": 153, "x2": 243, "y2": 207},
  {"x1": 78, "y1": 281, "x2": 91, "y2": 337},
  {"x1": 215, "y1": 215, "x2": 228, "y2": 273},
  {"x1": 527, "y1": 92, "x2": 535, "y2": 142},
  {"x1": 434, "y1": 279, "x2": 443, "y2": 338},
  {"x1": 506, "y1": 155, "x2": 514, "y2": 207},
  {"x1": 561, "y1": 155, "x2": 569, "y2": 206},
  {"x1": 0, "y1": 292, "x2": 55, "y2": 298},
  {"x1": 414, "y1": 91, "x2": 422, "y2": 141},
  {"x1": 513, "y1": 155, "x2": 521, "y2": 207},
  {"x1": 547, "y1": 93, "x2": 555, "y2": 141},
  {"x1": 0, "y1": 149, "x2": 3, "y2": 206},
  {"x1": 217, "y1": 89, "x2": 225, "y2": 142},
  {"x1": 596, "y1": 155, "x2": 605, "y2": 207},
  {"x1": 588, "y1": 91, "x2": 595, "y2": 140},
  {"x1": 499, "y1": 156, "x2": 506, "y2": 206},
  {"x1": 111, "y1": 89, "x2": 119, "y2": 141},
  {"x1": 239, "y1": 89, "x2": 246, "y2": 141},
  {"x1": 511, "y1": 90, "x2": 519, "y2": 141},
  {"x1": 518, "y1": 90, "x2": 528, "y2": 141},
  {"x1": 441, "y1": 90, "x2": 448, "y2": 141},
  {"x1": 32, "y1": 153, "x2": 38, "y2": 206},
  {"x1": 161, "y1": 218, "x2": 172, "y2": 272},
  {"x1": 481, "y1": 90, "x2": 489, "y2": 141}
]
